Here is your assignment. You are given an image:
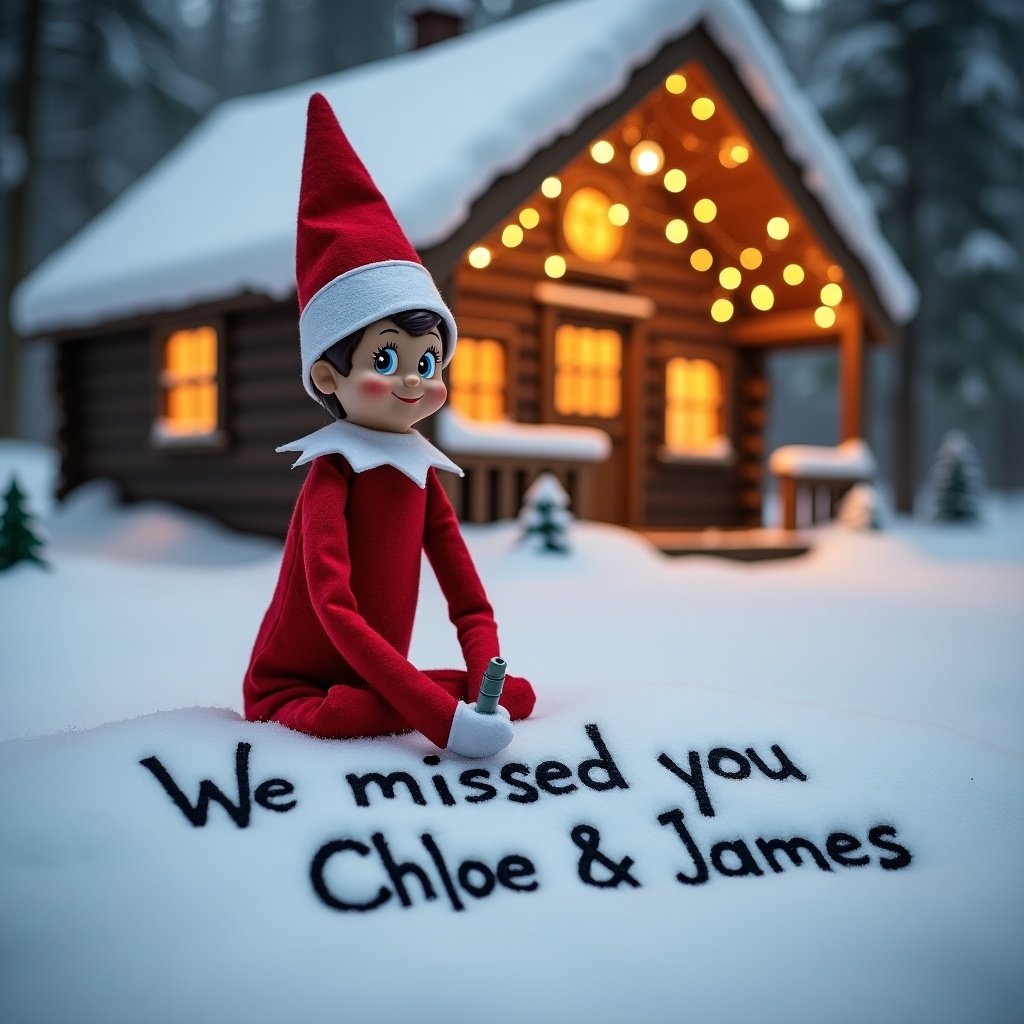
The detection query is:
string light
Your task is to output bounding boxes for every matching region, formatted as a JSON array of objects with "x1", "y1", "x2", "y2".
[
  {"x1": 590, "y1": 140, "x2": 615, "y2": 164},
  {"x1": 783, "y1": 263, "x2": 805, "y2": 285},
  {"x1": 730, "y1": 143, "x2": 750, "y2": 164},
  {"x1": 691, "y1": 97, "x2": 716, "y2": 121},
  {"x1": 718, "y1": 266, "x2": 741, "y2": 289},
  {"x1": 544, "y1": 255, "x2": 567, "y2": 279},
  {"x1": 665, "y1": 219, "x2": 688, "y2": 244},
  {"x1": 501, "y1": 224, "x2": 524, "y2": 248},
  {"x1": 468, "y1": 246, "x2": 491, "y2": 269},
  {"x1": 711, "y1": 298, "x2": 734, "y2": 322},
  {"x1": 519, "y1": 208, "x2": 540, "y2": 229},
  {"x1": 541, "y1": 176, "x2": 562, "y2": 199},
  {"x1": 827, "y1": 264, "x2": 844, "y2": 282},
  {"x1": 814, "y1": 306, "x2": 836, "y2": 329},
  {"x1": 820, "y1": 282, "x2": 843, "y2": 306},
  {"x1": 665, "y1": 73, "x2": 687, "y2": 94},
  {"x1": 740, "y1": 248, "x2": 762, "y2": 270},
  {"x1": 608, "y1": 203, "x2": 630, "y2": 226},
  {"x1": 693, "y1": 198, "x2": 717, "y2": 223},
  {"x1": 751, "y1": 284, "x2": 774, "y2": 311},
  {"x1": 767, "y1": 216, "x2": 790, "y2": 240},
  {"x1": 630, "y1": 140, "x2": 664, "y2": 176},
  {"x1": 690, "y1": 248, "x2": 713, "y2": 271},
  {"x1": 663, "y1": 168, "x2": 687, "y2": 192},
  {"x1": 719, "y1": 138, "x2": 751, "y2": 169}
]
